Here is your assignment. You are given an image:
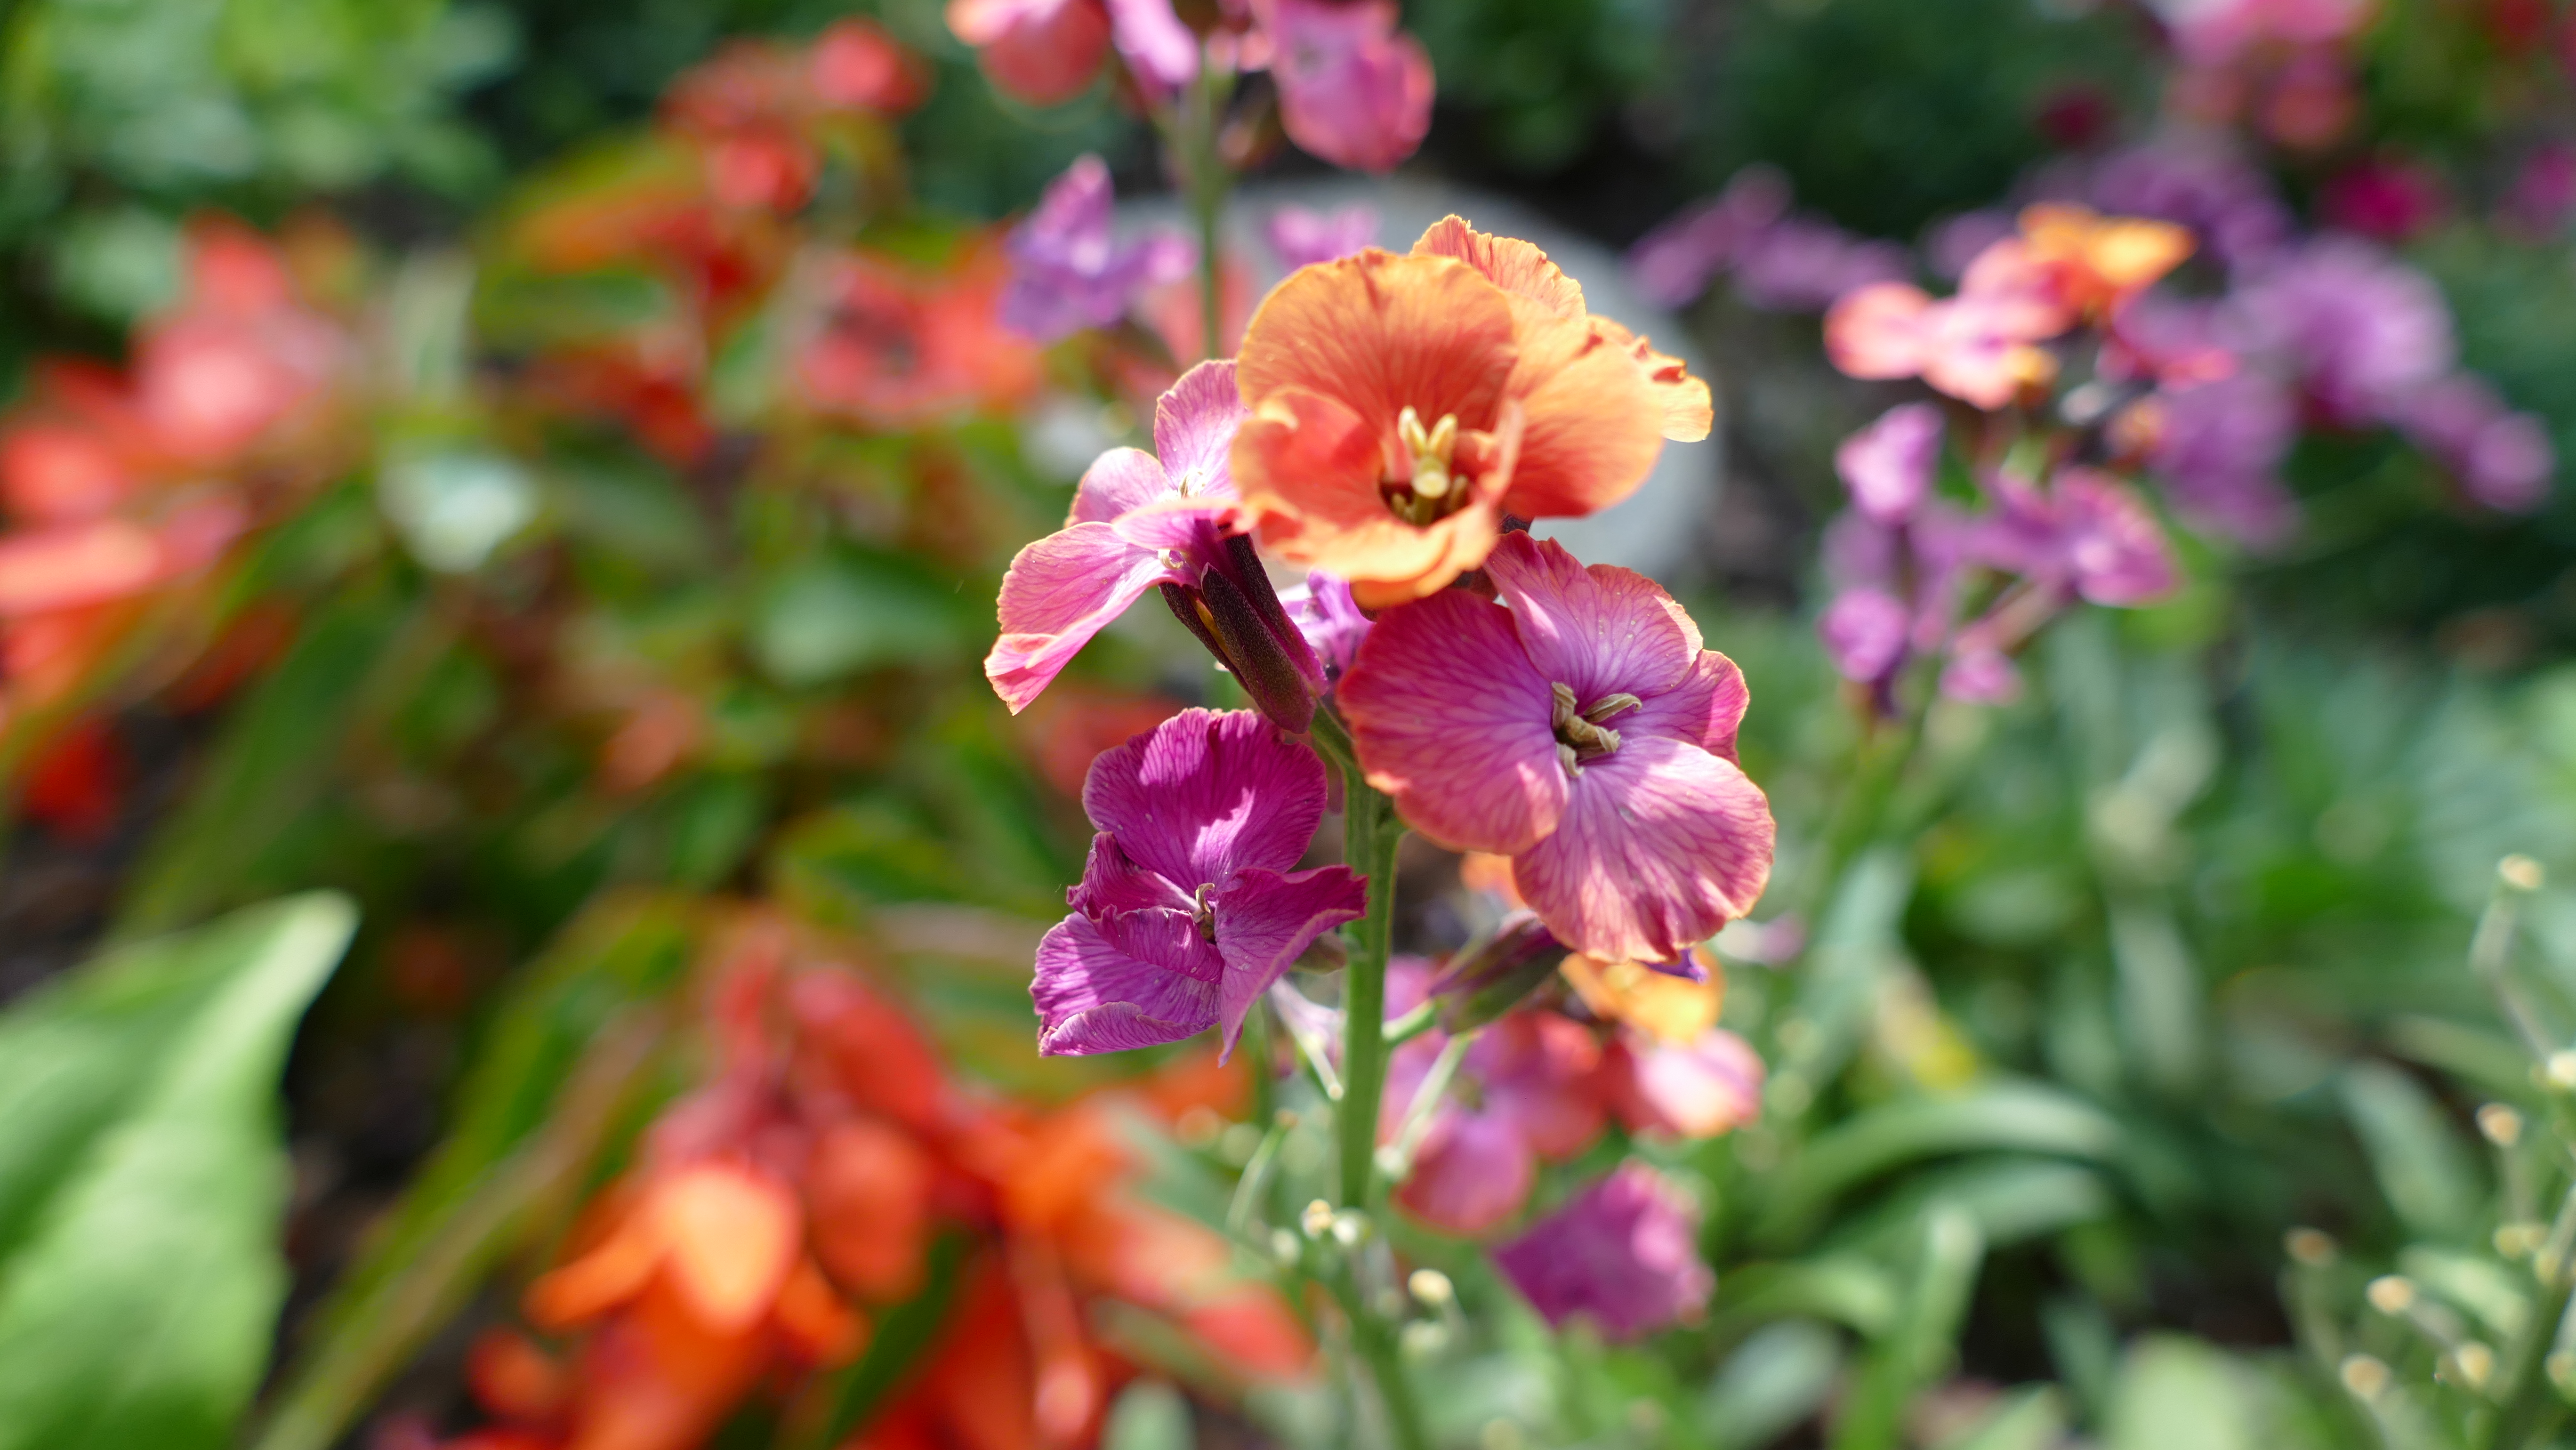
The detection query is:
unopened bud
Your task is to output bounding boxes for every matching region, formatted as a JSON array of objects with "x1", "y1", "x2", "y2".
[
  {"x1": 2286, "y1": 1227, "x2": 2338, "y2": 1266},
  {"x1": 1433, "y1": 912, "x2": 1568, "y2": 1033},
  {"x1": 1330, "y1": 1209, "x2": 1369, "y2": 1247},
  {"x1": 2448, "y1": 1342, "x2": 2496, "y2": 1390},
  {"x1": 1409, "y1": 1268, "x2": 1454, "y2": 1307},
  {"x1": 1400, "y1": 1320, "x2": 1448, "y2": 1357},
  {"x1": 1301, "y1": 1199, "x2": 1335, "y2": 1238},
  {"x1": 2366, "y1": 1276, "x2": 2416, "y2": 1315},
  {"x1": 1271, "y1": 1228, "x2": 1300, "y2": 1264},
  {"x1": 2478, "y1": 1103, "x2": 2524, "y2": 1147},
  {"x1": 2495, "y1": 1222, "x2": 2547, "y2": 1258},
  {"x1": 2340, "y1": 1354, "x2": 2392, "y2": 1402},
  {"x1": 2548, "y1": 1052, "x2": 2576, "y2": 1090},
  {"x1": 2501, "y1": 855, "x2": 2545, "y2": 892}
]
